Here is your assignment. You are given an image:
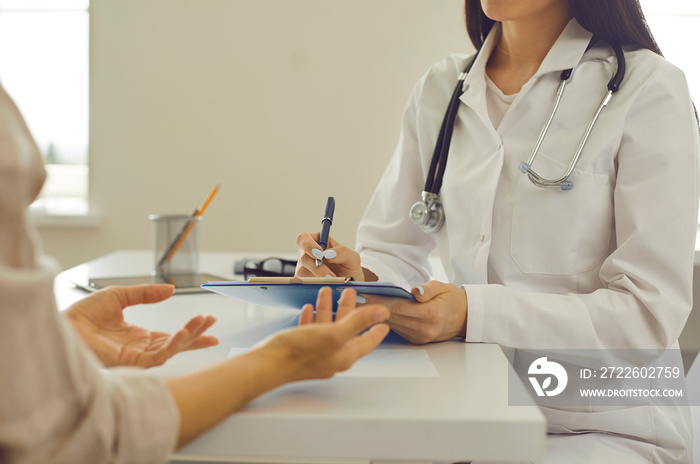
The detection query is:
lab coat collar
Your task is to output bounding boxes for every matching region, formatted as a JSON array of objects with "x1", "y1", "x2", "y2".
[
  {"x1": 460, "y1": 18, "x2": 594, "y2": 94},
  {"x1": 535, "y1": 19, "x2": 594, "y2": 78},
  {"x1": 458, "y1": 24, "x2": 499, "y2": 122},
  {"x1": 460, "y1": 23, "x2": 499, "y2": 96}
]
